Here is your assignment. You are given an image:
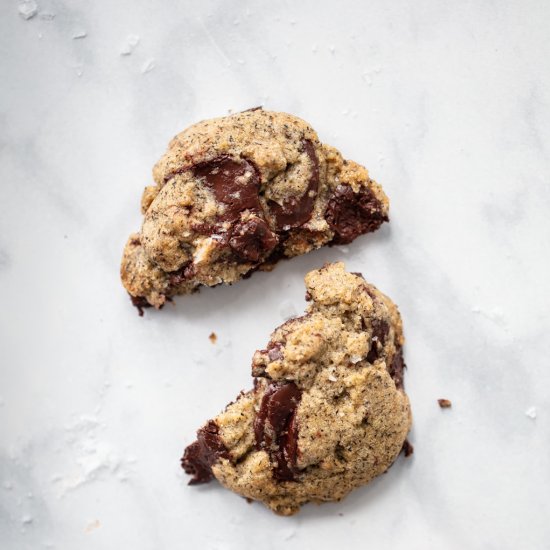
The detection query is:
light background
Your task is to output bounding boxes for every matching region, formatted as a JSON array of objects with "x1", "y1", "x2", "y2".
[{"x1": 1, "y1": 1, "x2": 549, "y2": 548}]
